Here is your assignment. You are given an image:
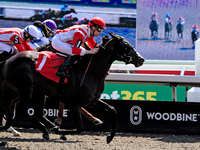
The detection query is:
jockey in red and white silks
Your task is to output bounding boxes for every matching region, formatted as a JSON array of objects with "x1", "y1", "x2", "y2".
[
  {"x1": 52, "y1": 17, "x2": 106, "y2": 56},
  {"x1": 0, "y1": 28, "x2": 31, "y2": 53},
  {"x1": 0, "y1": 25, "x2": 39, "y2": 61},
  {"x1": 52, "y1": 24, "x2": 93, "y2": 56},
  {"x1": 52, "y1": 17, "x2": 107, "y2": 77}
]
